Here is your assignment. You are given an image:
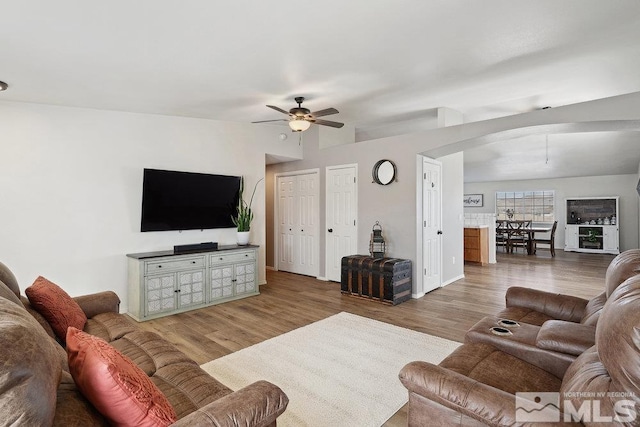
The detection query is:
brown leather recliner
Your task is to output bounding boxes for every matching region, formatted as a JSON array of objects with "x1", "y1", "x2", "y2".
[
  {"x1": 399, "y1": 273, "x2": 640, "y2": 426},
  {"x1": 497, "y1": 249, "x2": 640, "y2": 326},
  {"x1": 462, "y1": 251, "x2": 640, "y2": 380}
]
